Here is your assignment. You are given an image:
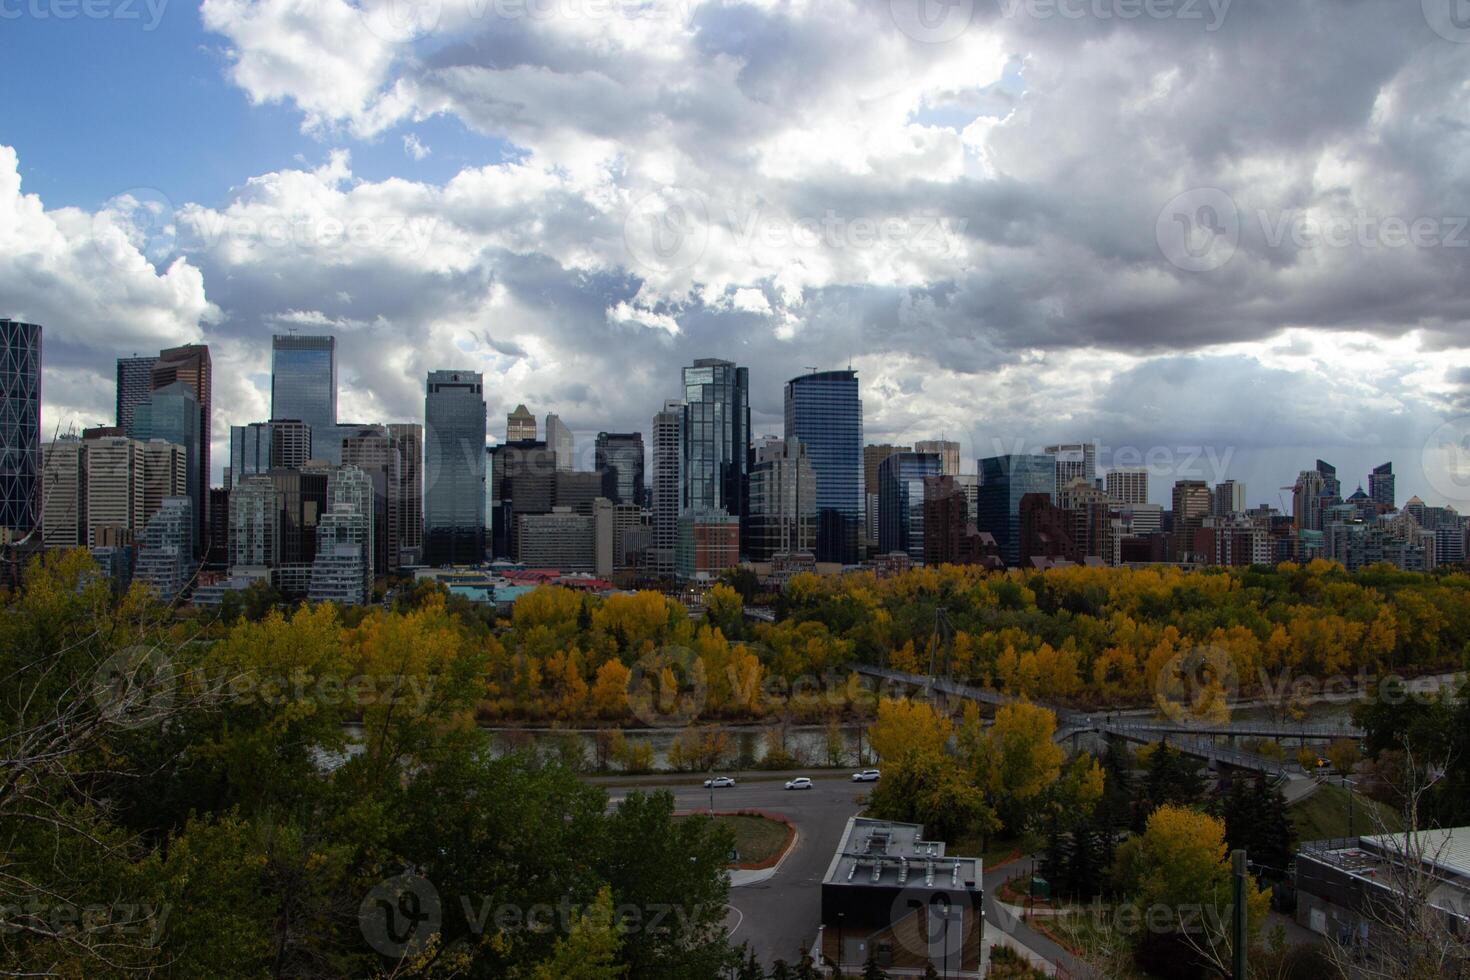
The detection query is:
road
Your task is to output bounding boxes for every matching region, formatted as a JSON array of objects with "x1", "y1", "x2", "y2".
[{"x1": 607, "y1": 774, "x2": 866, "y2": 968}]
